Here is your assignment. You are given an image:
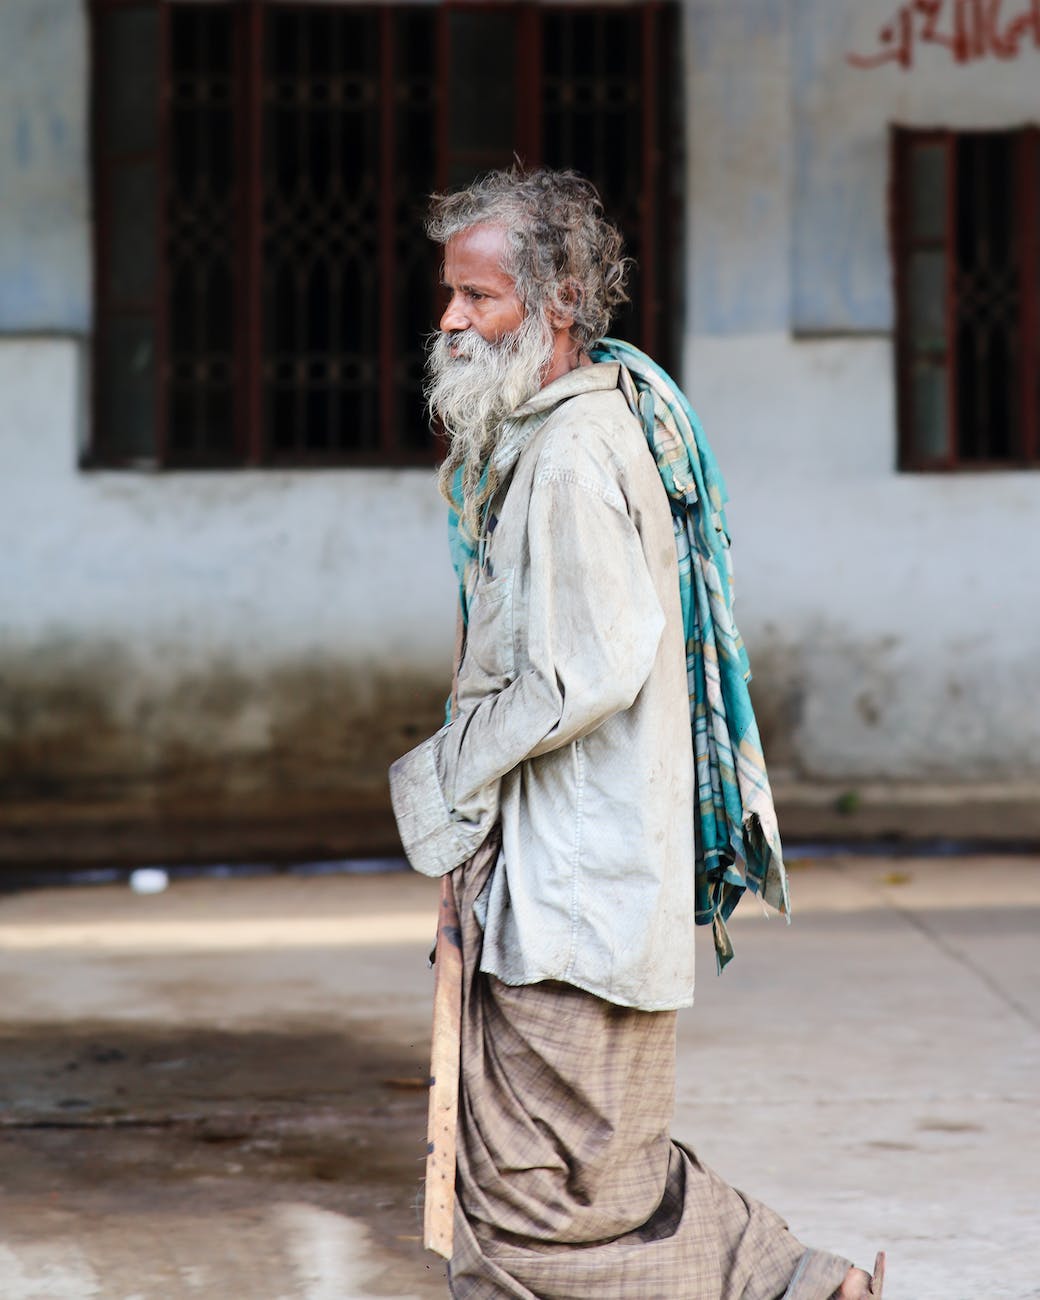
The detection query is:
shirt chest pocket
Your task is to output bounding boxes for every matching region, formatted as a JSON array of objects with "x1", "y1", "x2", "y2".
[{"x1": 465, "y1": 569, "x2": 516, "y2": 685}]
